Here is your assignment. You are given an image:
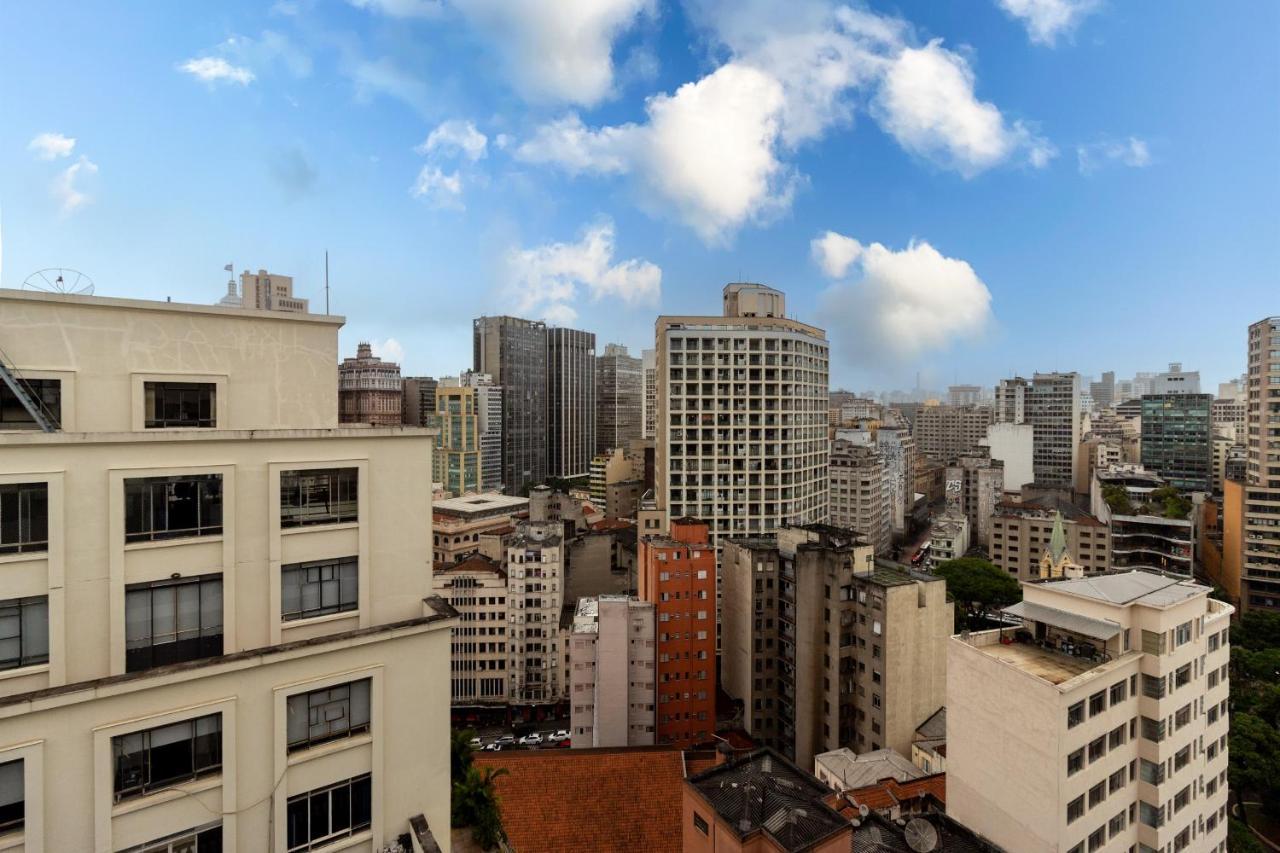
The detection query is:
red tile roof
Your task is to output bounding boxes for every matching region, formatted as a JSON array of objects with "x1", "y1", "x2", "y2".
[
  {"x1": 473, "y1": 746, "x2": 684, "y2": 853},
  {"x1": 829, "y1": 773, "x2": 947, "y2": 815},
  {"x1": 590, "y1": 518, "x2": 634, "y2": 532}
]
